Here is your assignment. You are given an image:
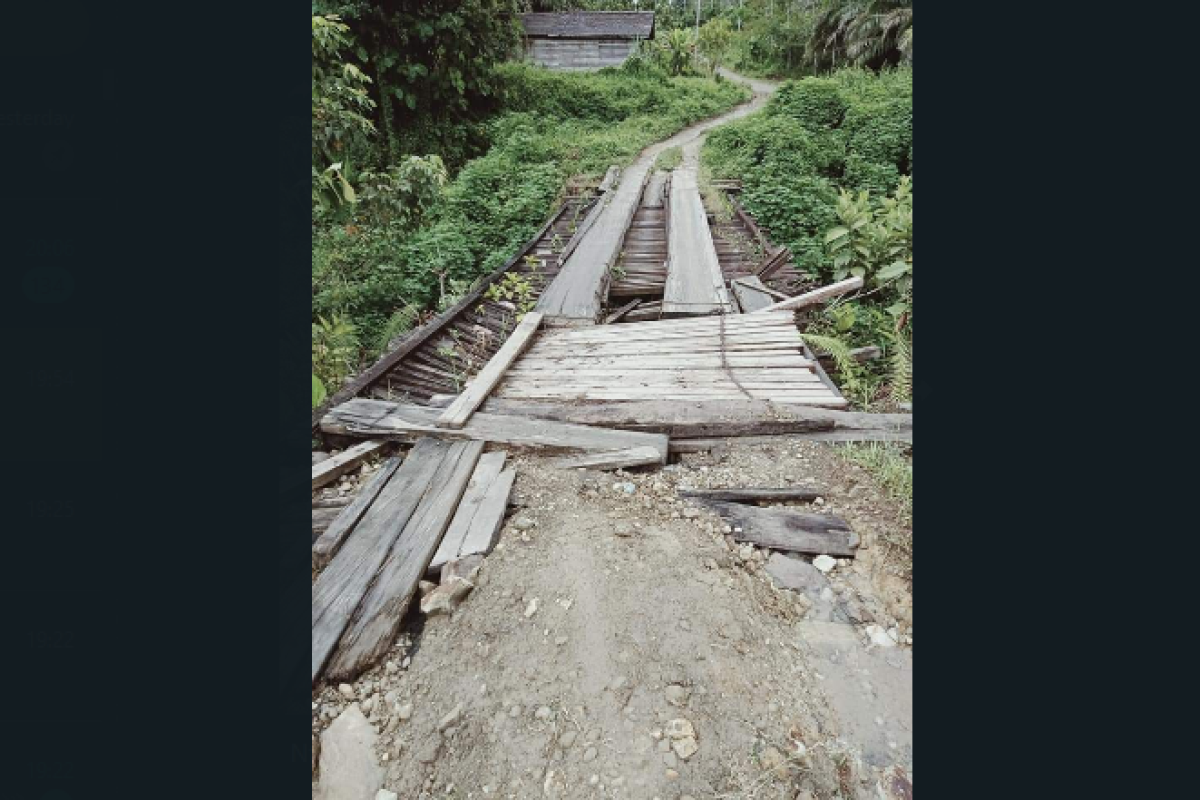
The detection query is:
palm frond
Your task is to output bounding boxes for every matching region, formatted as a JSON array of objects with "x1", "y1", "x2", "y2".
[{"x1": 889, "y1": 328, "x2": 912, "y2": 402}]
